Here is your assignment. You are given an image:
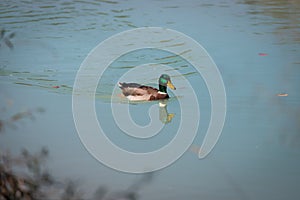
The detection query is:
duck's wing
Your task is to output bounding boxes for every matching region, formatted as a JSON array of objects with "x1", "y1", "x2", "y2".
[{"x1": 118, "y1": 82, "x2": 158, "y2": 96}]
